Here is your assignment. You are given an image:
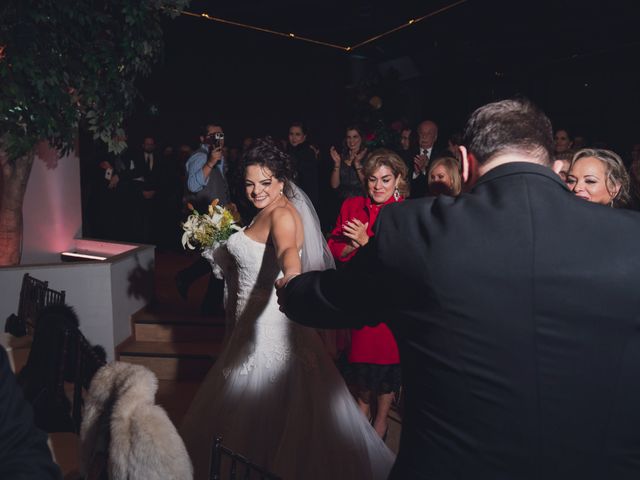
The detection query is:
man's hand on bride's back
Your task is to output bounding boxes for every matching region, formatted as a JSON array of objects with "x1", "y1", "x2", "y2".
[
  {"x1": 275, "y1": 273, "x2": 300, "y2": 291},
  {"x1": 275, "y1": 273, "x2": 300, "y2": 312}
]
